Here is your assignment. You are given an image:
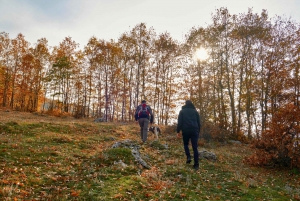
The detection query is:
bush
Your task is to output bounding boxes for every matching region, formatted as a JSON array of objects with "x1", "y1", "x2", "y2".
[
  {"x1": 202, "y1": 121, "x2": 229, "y2": 142},
  {"x1": 45, "y1": 108, "x2": 71, "y2": 117},
  {"x1": 244, "y1": 104, "x2": 300, "y2": 169}
]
